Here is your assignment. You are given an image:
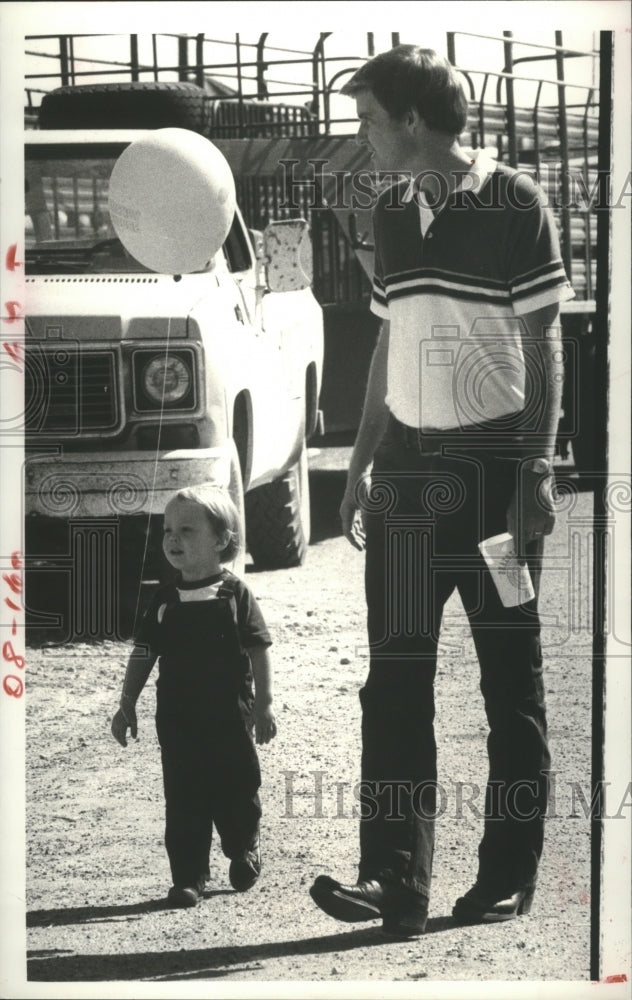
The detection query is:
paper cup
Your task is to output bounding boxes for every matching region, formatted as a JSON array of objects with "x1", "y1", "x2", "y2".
[{"x1": 478, "y1": 532, "x2": 535, "y2": 607}]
